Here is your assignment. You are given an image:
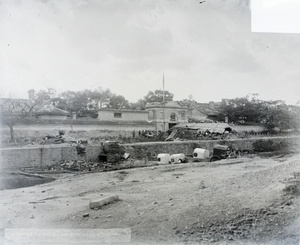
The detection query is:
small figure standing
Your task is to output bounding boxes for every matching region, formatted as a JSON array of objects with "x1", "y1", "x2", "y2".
[{"x1": 223, "y1": 130, "x2": 230, "y2": 140}]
